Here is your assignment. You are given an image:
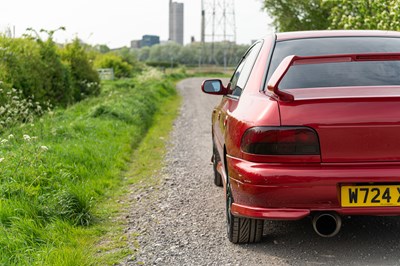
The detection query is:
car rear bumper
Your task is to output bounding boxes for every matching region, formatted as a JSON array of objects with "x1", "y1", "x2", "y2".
[{"x1": 226, "y1": 156, "x2": 400, "y2": 220}]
